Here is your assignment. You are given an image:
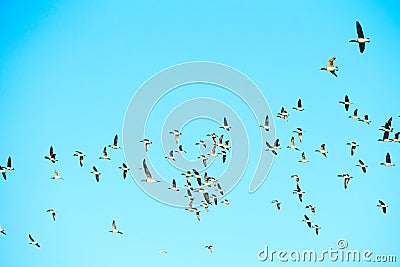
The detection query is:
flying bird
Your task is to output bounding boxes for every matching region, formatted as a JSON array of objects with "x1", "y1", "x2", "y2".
[
  {"x1": 287, "y1": 136, "x2": 299, "y2": 151},
  {"x1": 44, "y1": 146, "x2": 58, "y2": 163},
  {"x1": 0, "y1": 225, "x2": 5, "y2": 235},
  {"x1": 198, "y1": 155, "x2": 208, "y2": 167},
  {"x1": 165, "y1": 150, "x2": 175, "y2": 161},
  {"x1": 46, "y1": 209, "x2": 56, "y2": 221},
  {"x1": 221, "y1": 199, "x2": 230, "y2": 207},
  {"x1": 356, "y1": 159, "x2": 368, "y2": 173},
  {"x1": 109, "y1": 220, "x2": 123, "y2": 234},
  {"x1": 313, "y1": 225, "x2": 321, "y2": 235},
  {"x1": 216, "y1": 135, "x2": 224, "y2": 148},
  {"x1": 73, "y1": 151, "x2": 86, "y2": 167},
  {"x1": 218, "y1": 150, "x2": 227, "y2": 163},
  {"x1": 141, "y1": 159, "x2": 159, "y2": 183},
  {"x1": 320, "y1": 56, "x2": 339, "y2": 77},
  {"x1": 205, "y1": 245, "x2": 213, "y2": 253},
  {"x1": 315, "y1": 144, "x2": 328, "y2": 158},
  {"x1": 160, "y1": 250, "x2": 168, "y2": 254},
  {"x1": 266, "y1": 141, "x2": 278, "y2": 155},
  {"x1": 175, "y1": 145, "x2": 187, "y2": 154},
  {"x1": 378, "y1": 131, "x2": 391, "y2": 142},
  {"x1": 169, "y1": 129, "x2": 181, "y2": 144},
  {"x1": 51, "y1": 170, "x2": 63, "y2": 180},
  {"x1": 211, "y1": 194, "x2": 218, "y2": 205},
  {"x1": 206, "y1": 132, "x2": 218, "y2": 144},
  {"x1": 195, "y1": 140, "x2": 207, "y2": 148},
  {"x1": 305, "y1": 205, "x2": 316, "y2": 215},
  {"x1": 299, "y1": 152, "x2": 309, "y2": 163},
  {"x1": 220, "y1": 117, "x2": 231, "y2": 131},
  {"x1": 348, "y1": 109, "x2": 359, "y2": 120},
  {"x1": 302, "y1": 215, "x2": 312, "y2": 228},
  {"x1": 293, "y1": 128, "x2": 304, "y2": 142},
  {"x1": 291, "y1": 174, "x2": 300, "y2": 183},
  {"x1": 118, "y1": 163, "x2": 130, "y2": 179},
  {"x1": 4, "y1": 156, "x2": 14, "y2": 171},
  {"x1": 358, "y1": 114, "x2": 371, "y2": 124},
  {"x1": 277, "y1": 107, "x2": 289, "y2": 121},
  {"x1": 392, "y1": 132, "x2": 400, "y2": 143},
  {"x1": 346, "y1": 141, "x2": 359, "y2": 156},
  {"x1": 338, "y1": 173, "x2": 353, "y2": 189},
  {"x1": 293, "y1": 184, "x2": 305, "y2": 202},
  {"x1": 260, "y1": 115, "x2": 270, "y2": 131},
  {"x1": 349, "y1": 21, "x2": 370, "y2": 53},
  {"x1": 339, "y1": 95, "x2": 352, "y2": 111},
  {"x1": 271, "y1": 200, "x2": 281, "y2": 210},
  {"x1": 99, "y1": 147, "x2": 111, "y2": 160},
  {"x1": 0, "y1": 166, "x2": 6, "y2": 180},
  {"x1": 200, "y1": 201, "x2": 209, "y2": 212},
  {"x1": 223, "y1": 140, "x2": 231, "y2": 150},
  {"x1": 379, "y1": 117, "x2": 393, "y2": 132},
  {"x1": 217, "y1": 183, "x2": 224, "y2": 195},
  {"x1": 90, "y1": 166, "x2": 101, "y2": 182},
  {"x1": 29, "y1": 234, "x2": 40, "y2": 248},
  {"x1": 380, "y1": 153, "x2": 395, "y2": 167},
  {"x1": 184, "y1": 189, "x2": 194, "y2": 200},
  {"x1": 139, "y1": 139, "x2": 152, "y2": 152},
  {"x1": 192, "y1": 169, "x2": 202, "y2": 186},
  {"x1": 207, "y1": 145, "x2": 217, "y2": 158},
  {"x1": 377, "y1": 200, "x2": 388, "y2": 214},
  {"x1": 108, "y1": 134, "x2": 120, "y2": 149},
  {"x1": 292, "y1": 99, "x2": 304, "y2": 111}
]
